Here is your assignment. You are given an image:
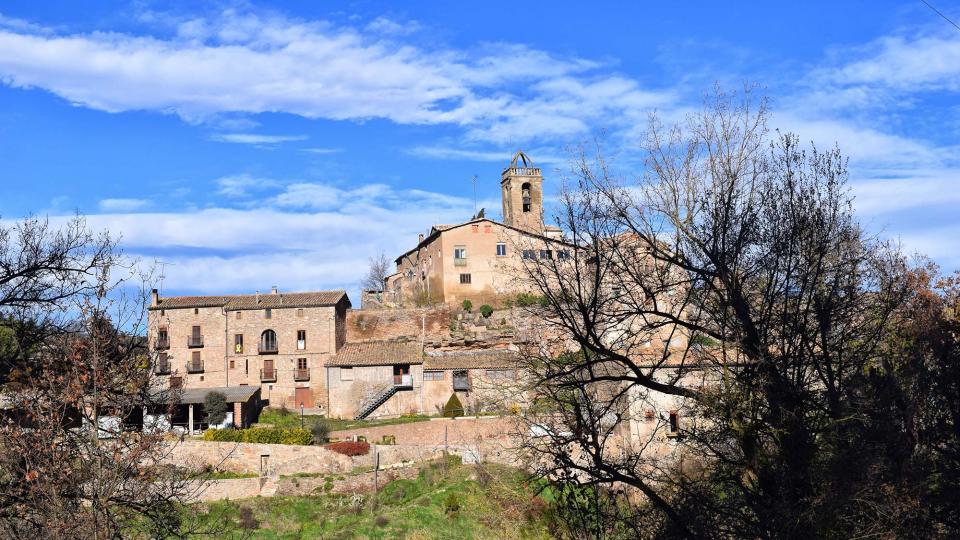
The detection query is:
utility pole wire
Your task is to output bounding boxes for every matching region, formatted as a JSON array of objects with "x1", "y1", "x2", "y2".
[{"x1": 919, "y1": 0, "x2": 960, "y2": 32}]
